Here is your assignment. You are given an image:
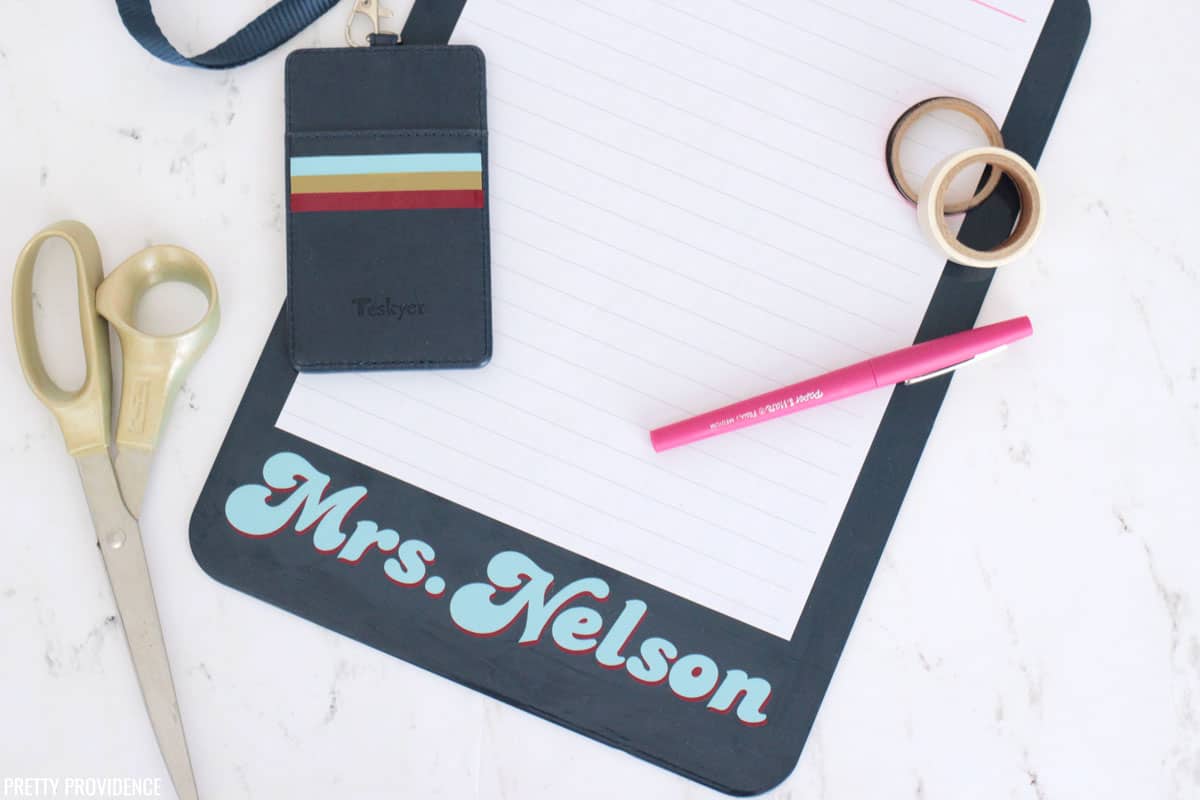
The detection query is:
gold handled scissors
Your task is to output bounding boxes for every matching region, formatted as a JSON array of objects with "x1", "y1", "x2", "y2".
[{"x1": 12, "y1": 221, "x2": 219, "y2": 800}]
